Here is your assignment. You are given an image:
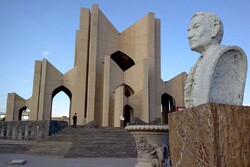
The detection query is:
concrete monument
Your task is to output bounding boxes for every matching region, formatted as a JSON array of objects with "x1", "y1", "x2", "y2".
[
  {"x1": 5, "y1": 4, "x2": 186, "y2": 127},
  {"x1": 184, "y1": 12, "x2": 247, "y2": 108}
]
